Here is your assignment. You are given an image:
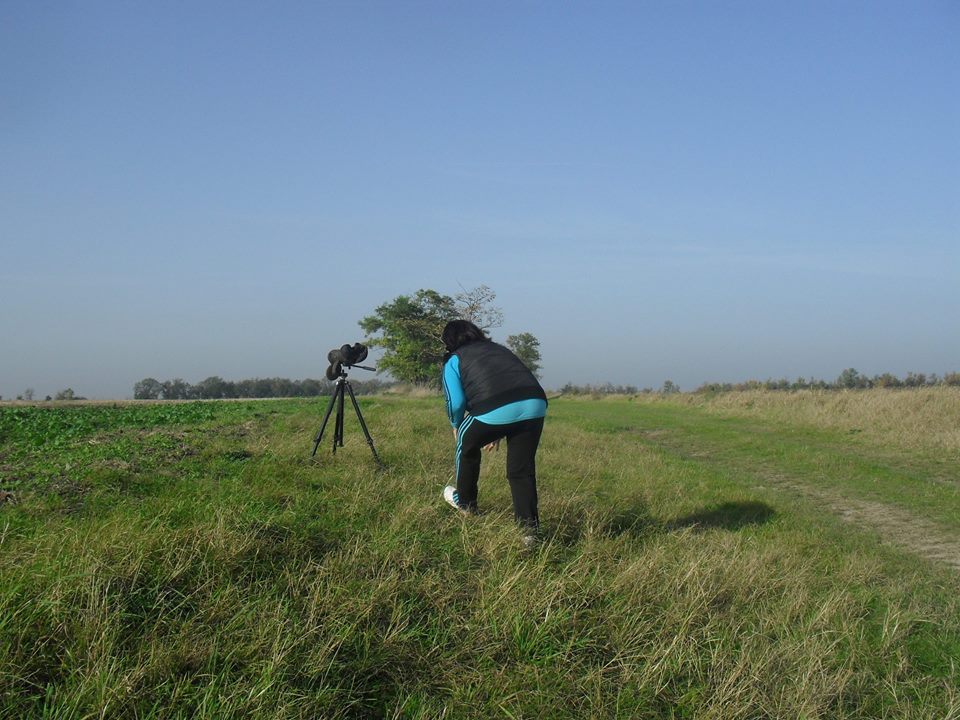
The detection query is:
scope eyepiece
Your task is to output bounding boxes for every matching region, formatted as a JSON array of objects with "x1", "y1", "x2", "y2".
[{"x1": 339, "y1": 343, "x2": 368, "y2": 366}]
